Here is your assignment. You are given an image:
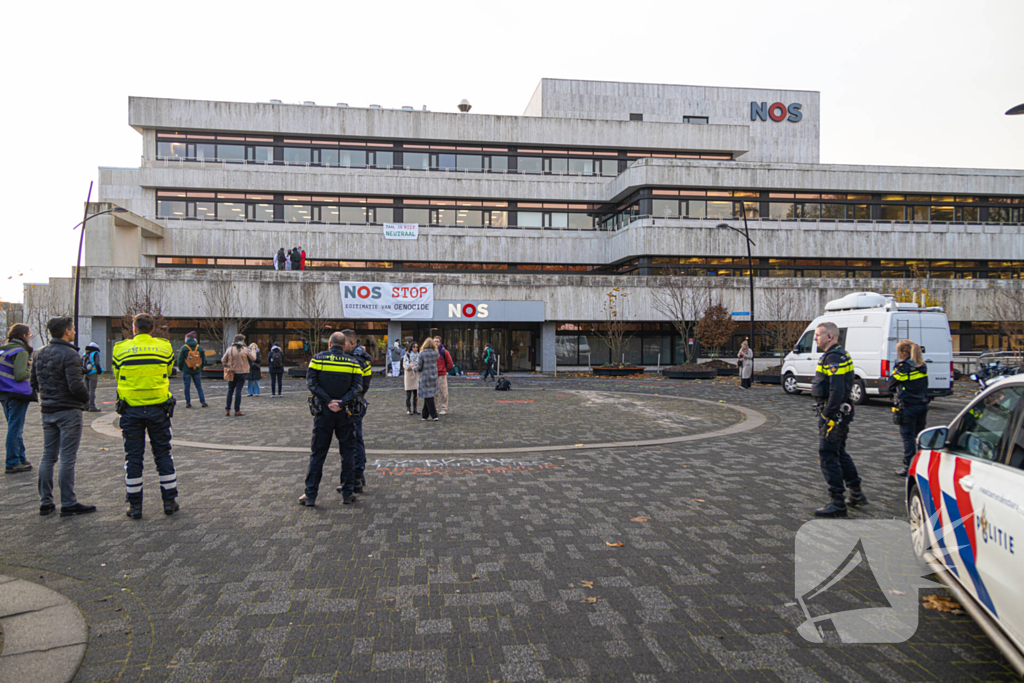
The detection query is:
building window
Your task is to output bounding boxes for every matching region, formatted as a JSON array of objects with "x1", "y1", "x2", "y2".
[
  {"x1": 629, "y1": 113, "x2": 643, "y2": 121},
  {"x1": 653, "y1": 199, "x2": 679, "y2": 218},
  {"x1": 283, "y1": 148, "x2": 311, "y2": 165},
  {"x1": 285, "y1": 205, "x2": 311, "y2": 222},
  {"x1": 517, "y1": 211, "x2": 543, "y2": 228},
  {"x1": 518, "y1": 157, "x2": 543, "y2": 174},
  {"x1": 456, "y1": 155, "x2": 483, "y2": 172},
  {"x1": 683, "y1": 116, "x2": 709, "y2": 124},
  {"x1": 404, "y1": 152, "x2": 429, "y2": 170},
  {"x1": 217, "y1": 144, "x2": 245, "y2": 161},
  {"x1": 157, "y1": 142, "x2": 186, "y2": 159},
  {"x1": 157, "y1": 201, "x2": 186, "y2": 218}
]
